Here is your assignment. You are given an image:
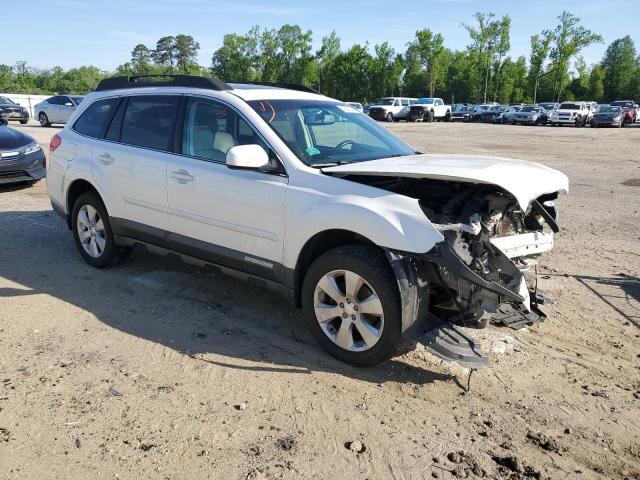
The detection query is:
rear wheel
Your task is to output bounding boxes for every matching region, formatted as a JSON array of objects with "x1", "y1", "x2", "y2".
[
  {"x1": 19, "y1": 120, "x2": 28, "y2": 125},
  {"x1": 444, "y1": 111, "x2": 451, "y2": 122},
  {"x1": 301, "y1": 246, "x2": 402, "y2": 366},
  {"x1": 426, "y1": 110, "x2": 434, "y2": 123},
  {"x1": 38, "y1": 112, "x2": 50, "y2": 127},
  {"x1": 71, "y1": 192, "x2": 130, "y2": 268},
  {"x1": 386, "y1": 112, "x2": 393, "y2": 122}
]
